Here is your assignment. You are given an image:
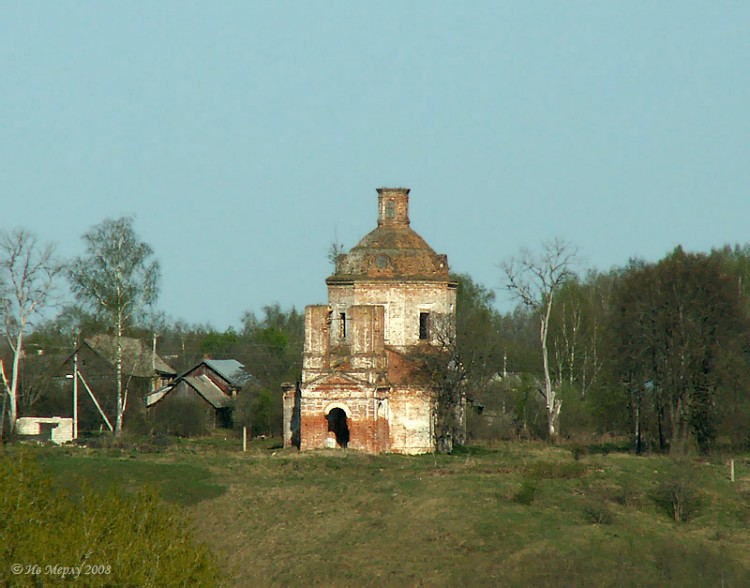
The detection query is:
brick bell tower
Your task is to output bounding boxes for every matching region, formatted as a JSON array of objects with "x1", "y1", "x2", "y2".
[{"x1": 377, "y1": 187, "x2": 410, "y2": 227}]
